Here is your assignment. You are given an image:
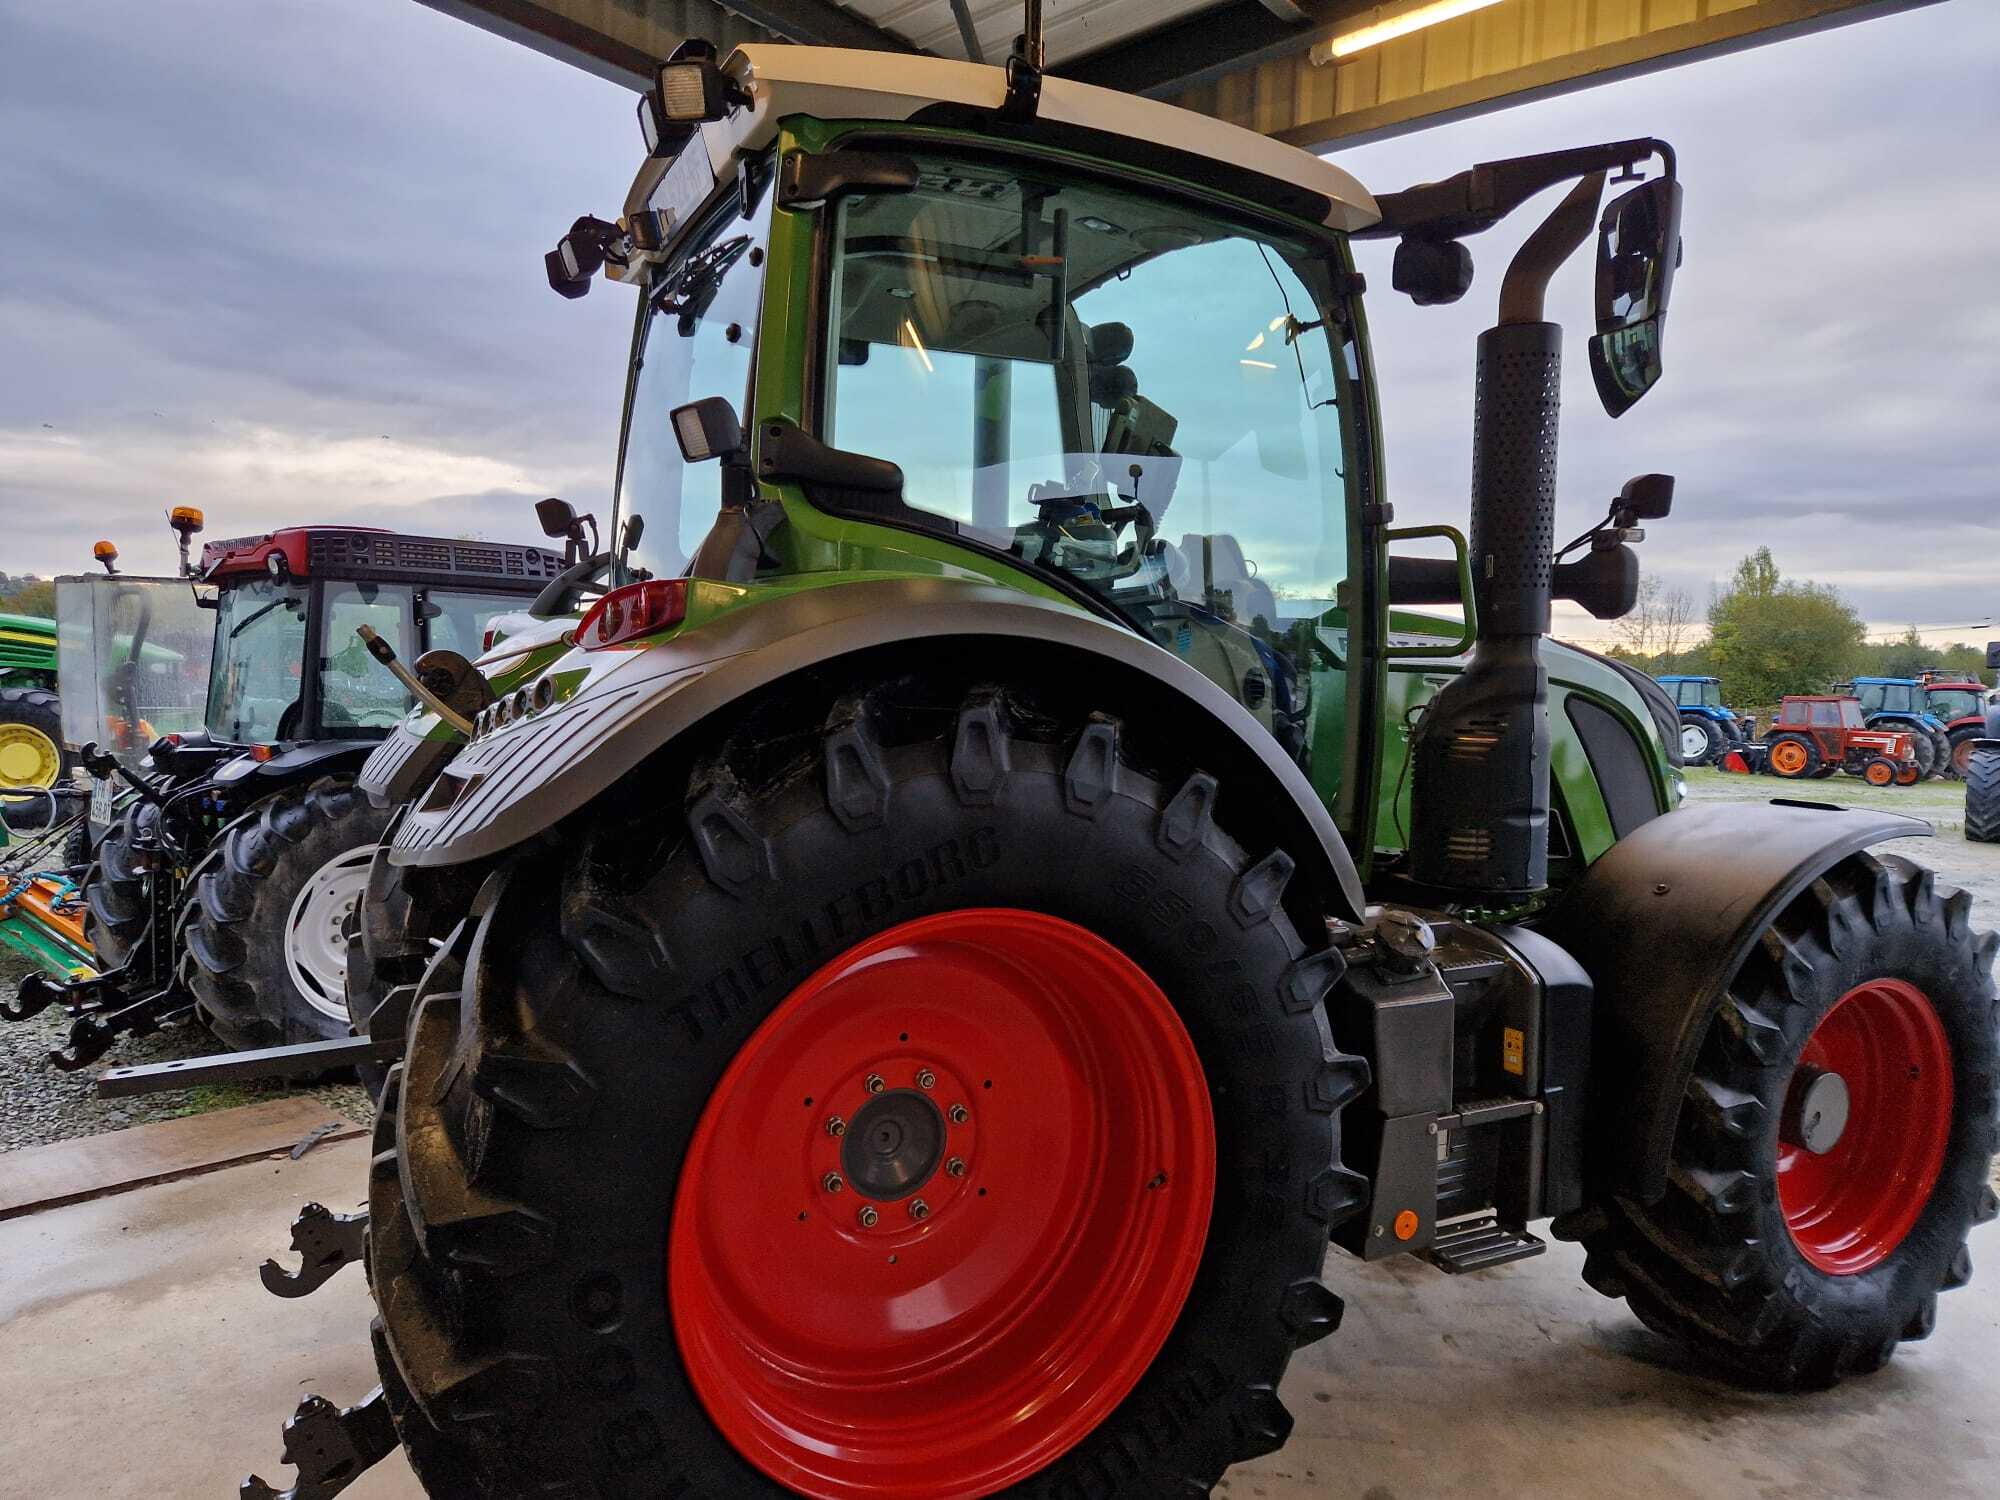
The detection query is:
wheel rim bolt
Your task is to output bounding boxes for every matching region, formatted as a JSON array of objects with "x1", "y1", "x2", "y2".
[
  {"x1": 824, "y1": 1116, "x2": 846, "y2": 1138},
  {"x1": 915, "y1": 1068, "x2": 936, "y2": 1090},
  {"x1": 822, "y1": 1172, "x2": 844, "y2": 1194},
  {"x1": 864, "y1": 1073, "x2": 885, "y2": 1094},
  {"x1": 947, "y1": 1104, "x2": 969, "y2": 1125},
  {"x1": 858, "y1": 1206, "x2": 879, "y2": 1228},
  {"x1": 909, "y1": 1199, "x2": 930, "y2": 1221},
  {"x1": 945, "y1": 1157, "x2": 966, "y2": 1178}
]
